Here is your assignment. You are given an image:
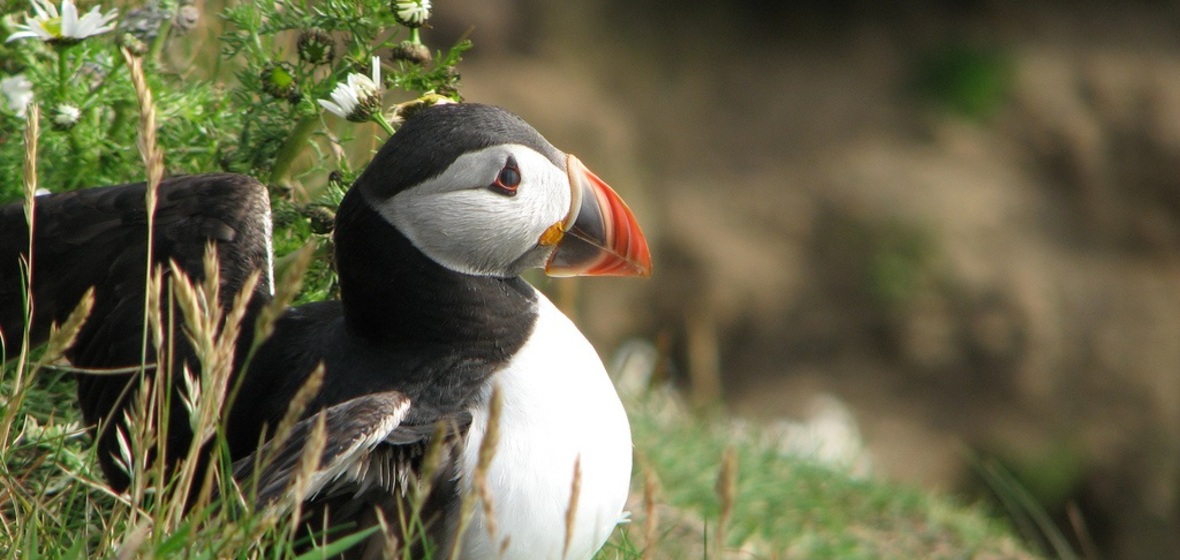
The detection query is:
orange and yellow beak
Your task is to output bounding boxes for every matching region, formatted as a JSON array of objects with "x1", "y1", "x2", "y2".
[{"x1": 543, "y1": 155, "x2": 652, "y2": 277}]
